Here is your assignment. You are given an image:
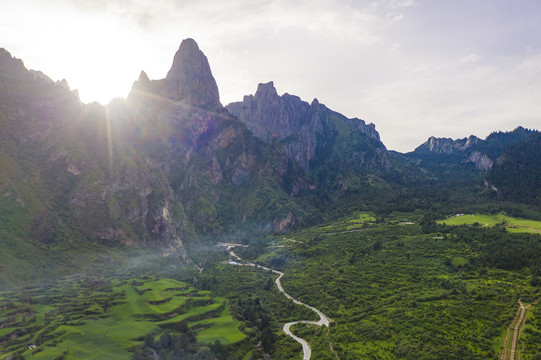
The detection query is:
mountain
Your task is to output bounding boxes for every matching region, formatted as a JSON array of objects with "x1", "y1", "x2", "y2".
[
  {"x1": 486, "y1": 132, "x2": 541, "y2": 206},
  {"x1": 401, "y1": 127, "x2": 541, "y2": 213},
  {"x1": 130, "y1": 38, "x2": 220, "y2": 108},
  {"x1": 409, "y1": 127, "x2": 538, "y2": 175},
  {"x1": 412, "y1": 134, "x2": 493, "y2": 171},
  {"x1": 225, "y1": 81, "x2": 401, "y2": 212},
  {"x1": 0, "y1": 38, "x2": 408, "y2": 276},
  {"x1": 227, "y1": 81, "x2": 382, "y2": 172},
  {"x1": 119, "y1": 39, "x2": 308, "y2": 234},
  {"x1": 0, "y1": 48, "x2": 191, "y2": 285},
  {"x1": 2, "y1": 38, "x2": 540, "y2": 286}
]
